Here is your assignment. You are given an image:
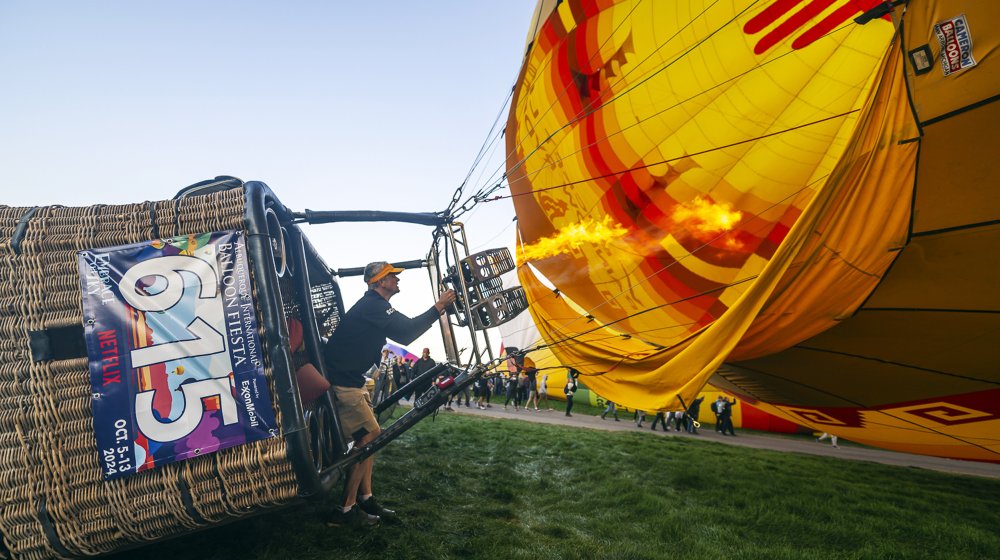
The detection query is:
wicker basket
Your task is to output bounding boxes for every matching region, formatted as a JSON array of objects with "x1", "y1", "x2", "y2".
[{"x1": 0, "y1": 182, "x2": 345, "y2": 559}]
